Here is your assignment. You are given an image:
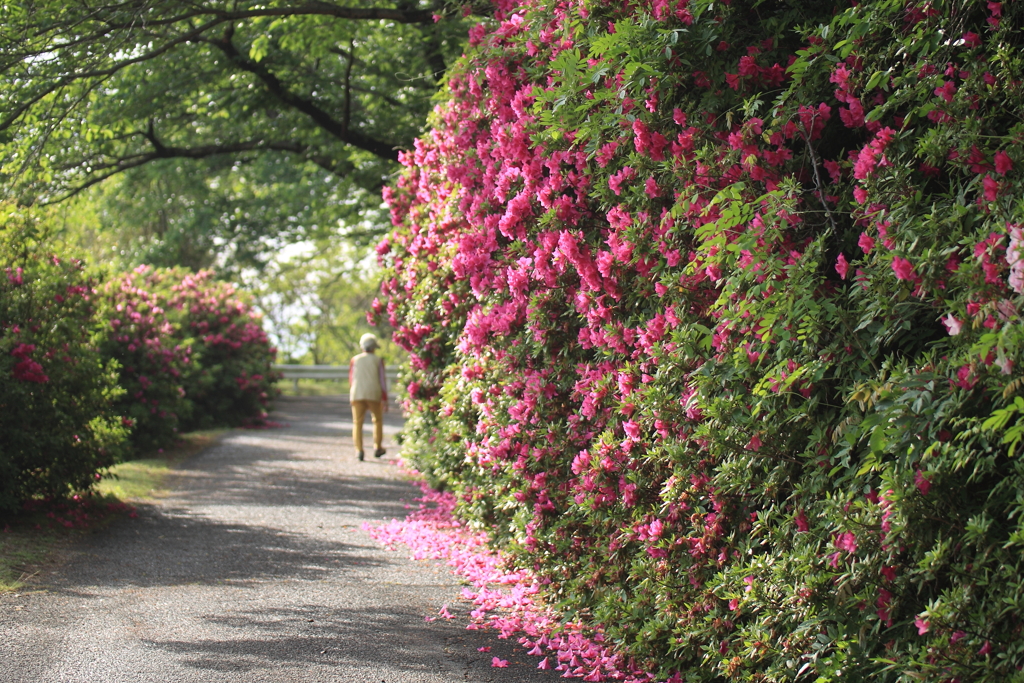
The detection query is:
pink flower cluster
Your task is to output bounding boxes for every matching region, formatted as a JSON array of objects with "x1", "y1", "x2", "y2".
[
  {"x1": 10, "y1": 342, "x2": 48, "y2": 383},
  {"x1": 365, "y1": 475, "x2": 677, "y2": 682}
]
